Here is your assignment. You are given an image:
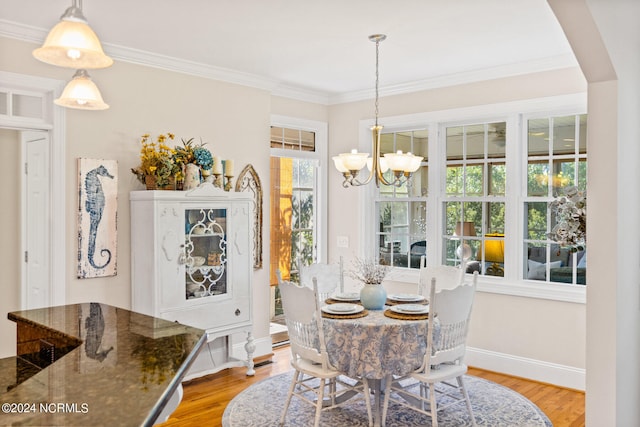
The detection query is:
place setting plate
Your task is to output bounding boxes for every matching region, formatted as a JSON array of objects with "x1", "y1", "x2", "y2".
[
  {"x1": 386, "y1": 293, "x2": 427, "y2": 305},
  {"x1": 322, "y1": 303, "x2": 363, "y2": 315},
  {"x1": 321, "y1": 303, "x2": 368, "y2": 319},
  {"x1": 331, "y1": 292, "x2": 361, "y2": 302},
  {"x1": 390, "y1": 304, "x2": 429, "y2": 315},
  {"x1": 384, "y1": 303, "x2": 430, "y2": 320}
]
